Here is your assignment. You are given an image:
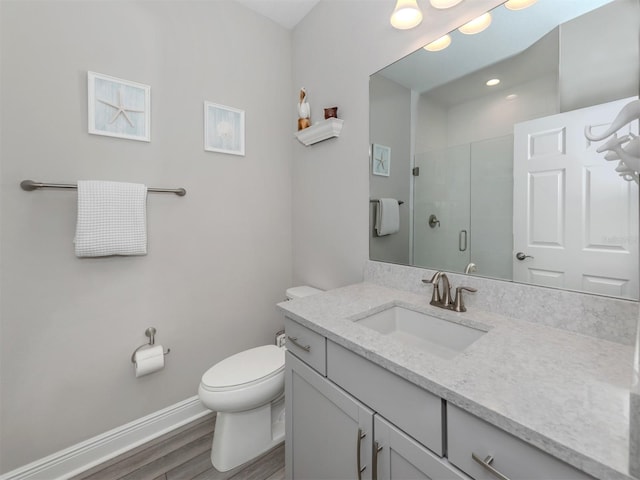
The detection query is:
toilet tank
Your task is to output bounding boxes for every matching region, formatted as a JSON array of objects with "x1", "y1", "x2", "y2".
[{"x1": 286, "y1": 286, "x2": 323, "y2": 300}]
